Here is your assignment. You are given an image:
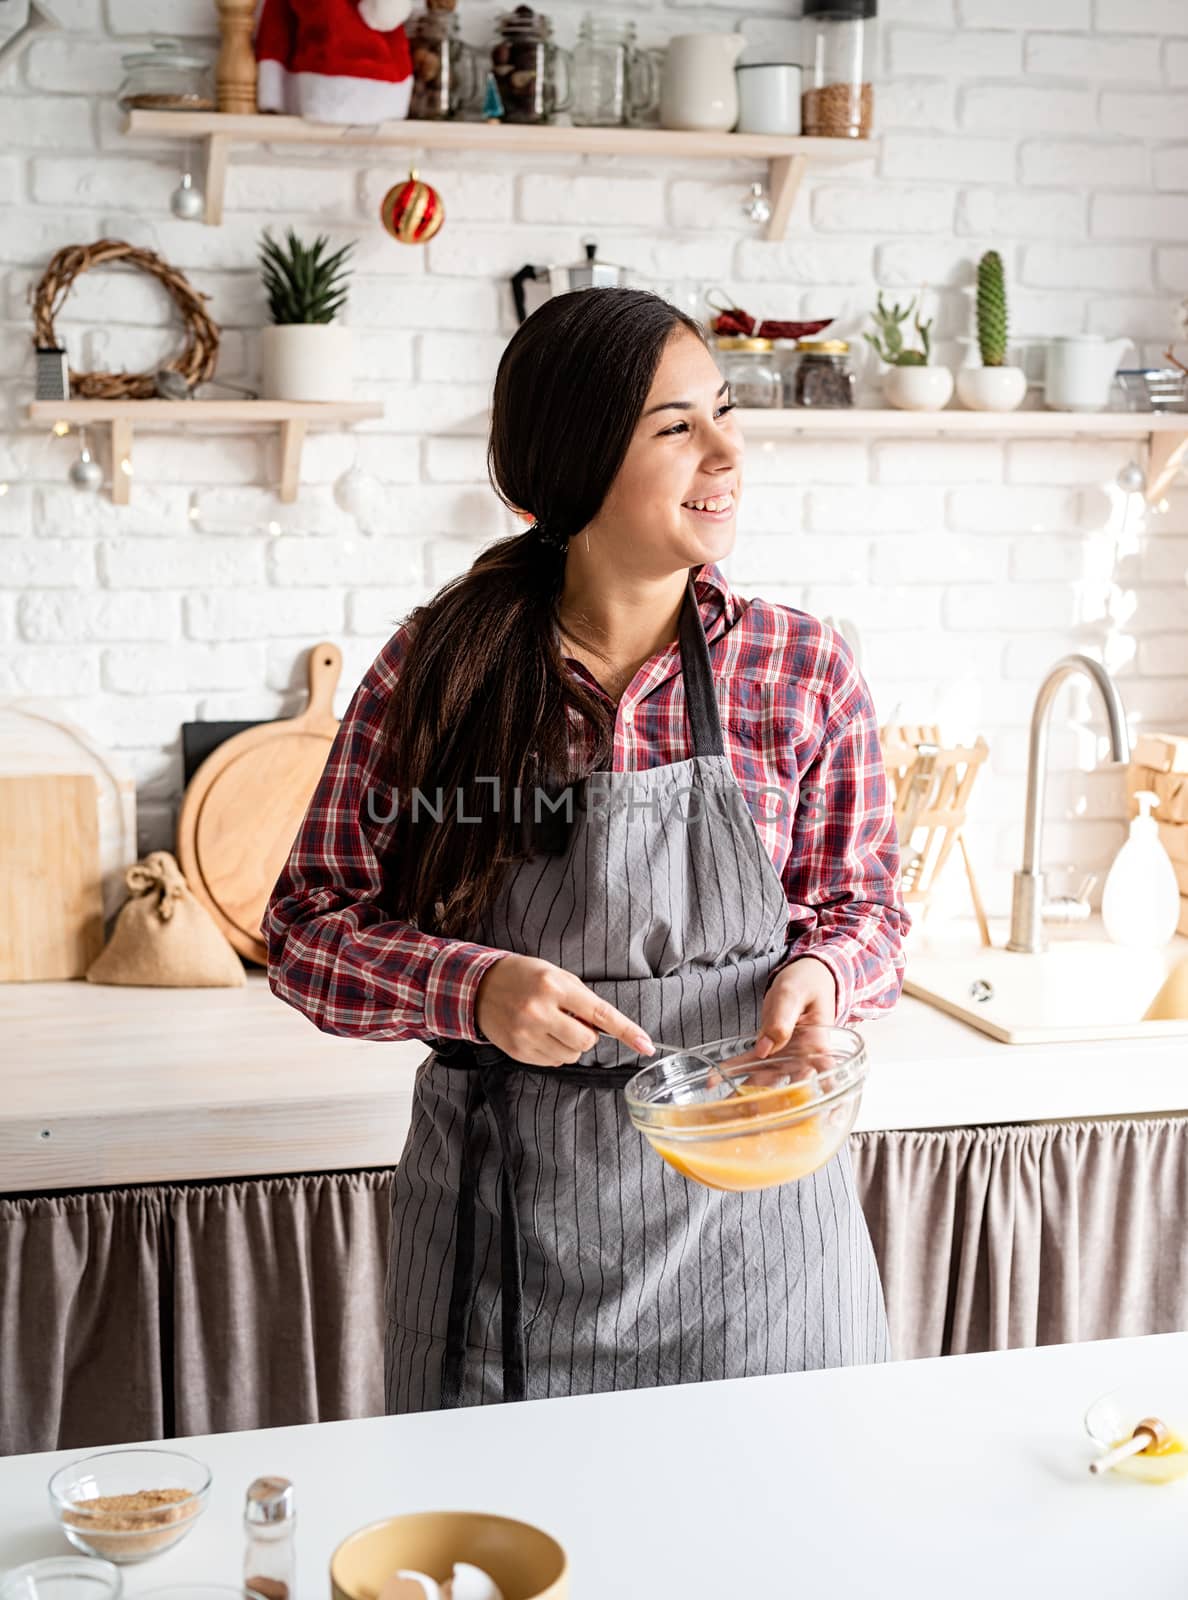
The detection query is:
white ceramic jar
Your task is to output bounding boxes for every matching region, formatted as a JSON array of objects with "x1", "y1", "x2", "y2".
[
  {"x1": 660, "y1": 33, "x2": 745, "y2": 132},
  {"x1": 735, "y1": 62, "x2": 802, "y2": 135},
  {"x1": 259, "y1": 324, "x2": 354, "y2": 402}
]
